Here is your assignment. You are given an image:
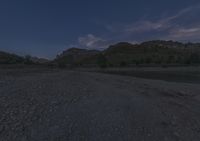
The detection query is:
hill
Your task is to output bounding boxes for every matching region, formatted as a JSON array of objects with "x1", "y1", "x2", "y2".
[
  {"x1": 55, "y1": 48, "x2": 100, "y2": 67},
  {"x1": 0, "y1": 51, "x2": 49, "y2": 65},
  {"x1": 104, "y1": 41, "x2": 199, "y2": 66},
  {"x1": 0, "y1": 51, "x2": 25, "y2": 64},
  {"x1": 55, "y1": 40, "x2": 200, "y2": 67}
]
